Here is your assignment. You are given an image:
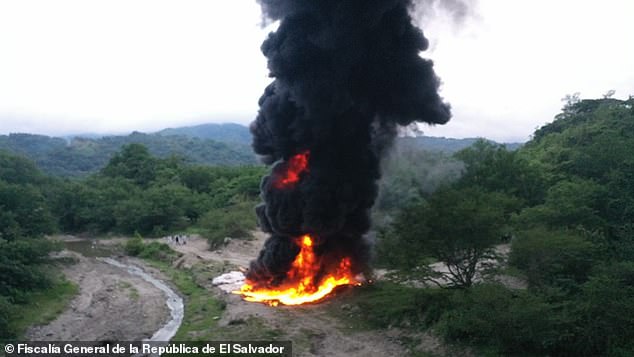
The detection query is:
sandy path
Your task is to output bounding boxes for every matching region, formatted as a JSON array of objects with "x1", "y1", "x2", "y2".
[
  {"x1": 170, "y1": 232, "x2": 411, "y2": 357},
  {"x1": 26, "y1": 251, "x2": 169, "y2": 341},
  {"x1": 169, "y1": 233, "x2": 261, "y2": 269}
]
